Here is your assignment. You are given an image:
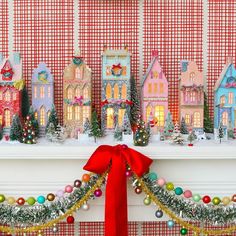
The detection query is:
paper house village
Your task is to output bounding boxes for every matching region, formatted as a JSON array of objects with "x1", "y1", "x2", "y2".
[{"x1": 0, "y1": 47, "x2": 235, "y2": 145}]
